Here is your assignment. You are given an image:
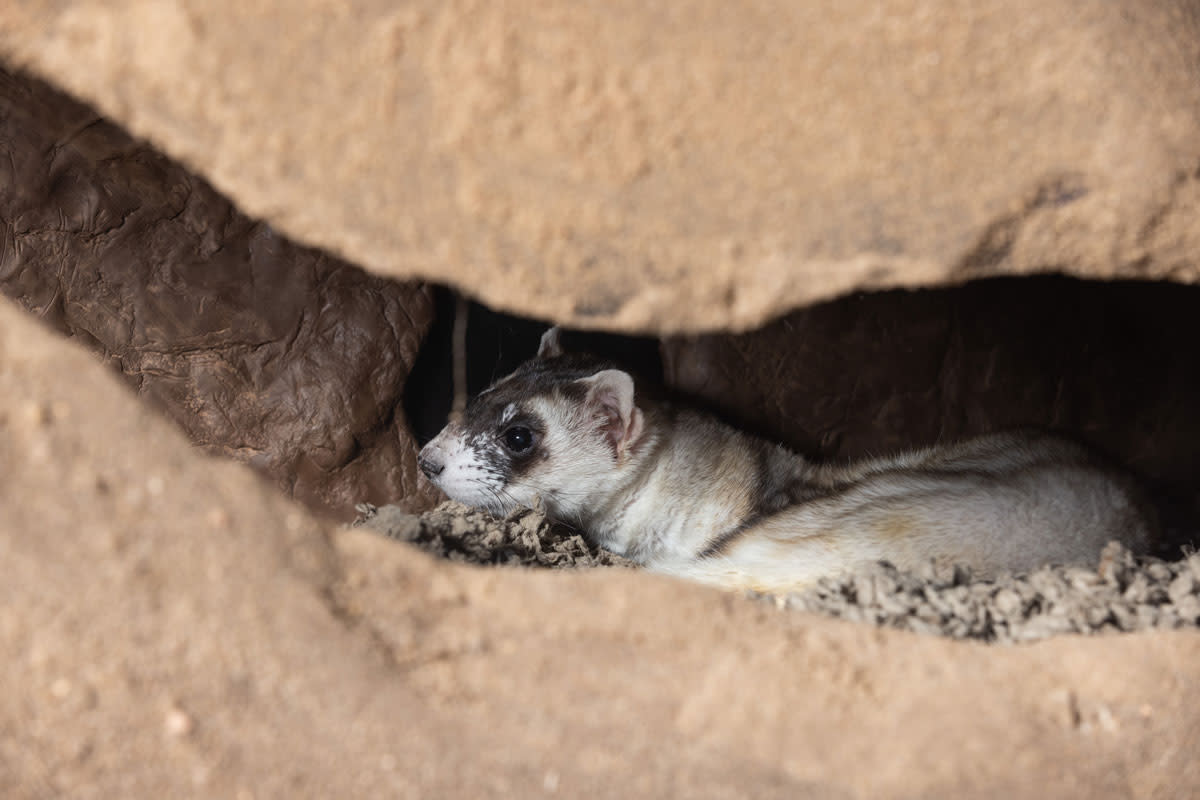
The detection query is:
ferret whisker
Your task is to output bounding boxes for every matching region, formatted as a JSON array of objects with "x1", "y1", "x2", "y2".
[
  {"x1": 470, "y1": 481, "x2": 509, "y2": 516},
  {"x1": 487, "y1": 488, "x2": 512, "y2": 515}
]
